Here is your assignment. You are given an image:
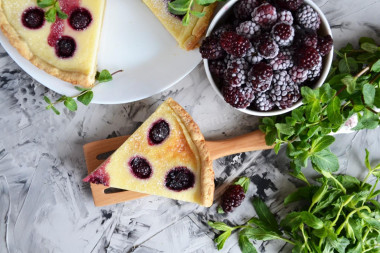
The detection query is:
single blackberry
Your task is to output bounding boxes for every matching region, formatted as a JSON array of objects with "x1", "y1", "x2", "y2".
[
  {"x1": 252, "y1": 3, "x2": 277, "y2": 28},
  {"x1": 277, "y1": 10, "x2": 294, "y2": 25},
  {"x1": 277, "y1": 0, "x2": 304, "y2": 11},
  {"x1": 212, "y1": 24, "x2": 234, "y2": 38},
  {"x1": 307, "y1": 59, "x2": 322, "y2": 81},
  {"x1": 200, "y1": 36, "x2": 225, "y2": 60},
  {"x1": 234, "y1": 0, "x2": 260, "y2": 20},
  {"x1": 236, "y1": 21, "x2": 261, "y2": 39},
  {"x1": 224, "y1": 58, "x2": 249, "y2": 87},
  {"x1": 296, "y1": 4, "x2": 321, "y2": 30},
  {"x1": 247, "y1": 62, "x2": 273, "y2": 92},
  {"x1": 317, "y1": 35, "x2": 333, "y2": 56},
  {"x1": 270, "y1": 71, "x2": 300, "y2": 109},
  {"x1": 209, "y1": 59, "x2": 227, "y2": 80},
  {"x1": 254, "y1": 92, "x2": 275, "y2": 111},
  {"x1": 271, "y1": 22, "x2": 295, "y2": 46},
  {"x1": 222, "y1": 84, "x2": 255, "y2": 109},
  {"x1": 294, "y1": 28, "x2": 318, "y2": 48},
  {"x1": 257, "y1": 37, "x2": 279, "y2": 59},
  {"x1": 245, "y1": 47, "x2": 263, "y2": 64},
  {"x1": 269, "y1": 49, "x2": 294, "y2": 71},
  {"x1": 148, "y1": 120, "x2": 170, "y2": 145},
  {"x1": 221, "y1": 185, "x2": 246, "y2": 213},
  {"x1": 220, "y1": 31, "x2": 252, "y2": 57},
  {"x1": 295, "y1": 45, "x2": 321, "y2": 69},
  {"x1": 289, "y1": 66, "x2": 308, "y2": 84}
]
